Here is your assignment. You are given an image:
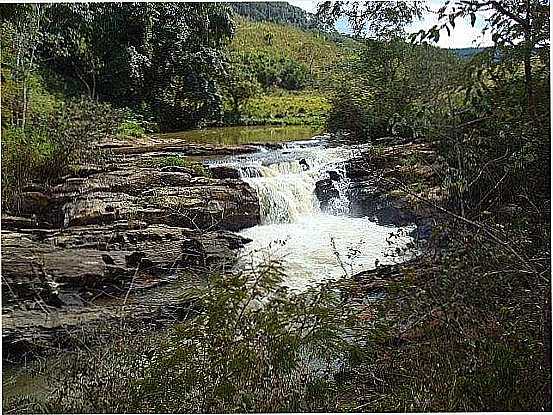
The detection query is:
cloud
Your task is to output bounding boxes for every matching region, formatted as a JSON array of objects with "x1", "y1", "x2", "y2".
[{"x1": 408, "y1": 0, "x2": 494, "y2": 48}]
